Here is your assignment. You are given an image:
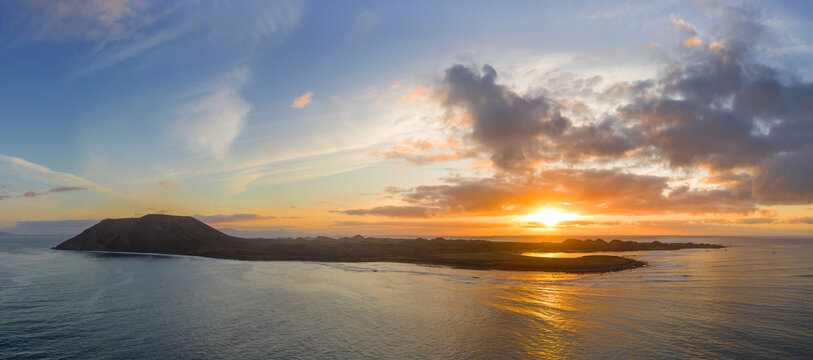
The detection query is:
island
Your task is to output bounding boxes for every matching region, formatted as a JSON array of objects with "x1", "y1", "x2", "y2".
[{"x1": 53, "y1": 214, "x2": 723, "y2": 273}]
